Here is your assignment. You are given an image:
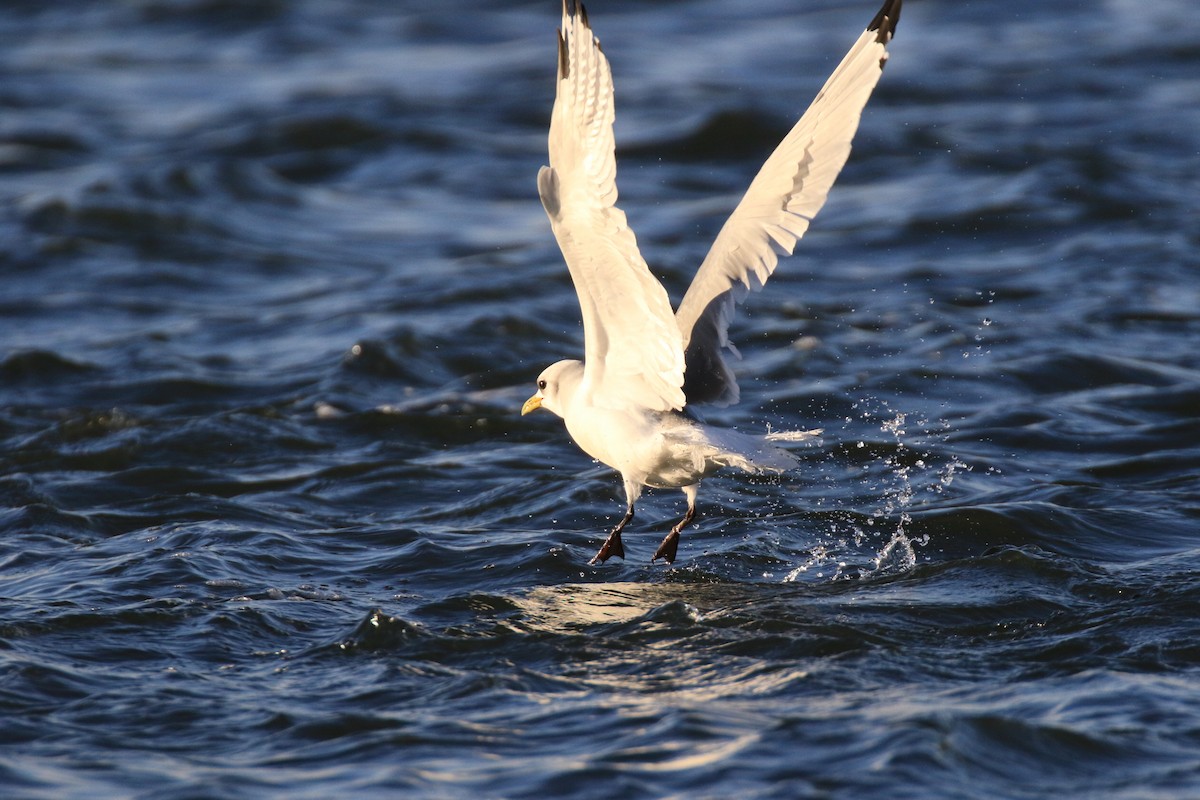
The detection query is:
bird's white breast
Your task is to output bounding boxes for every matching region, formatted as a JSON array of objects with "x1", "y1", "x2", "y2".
[{"x1": 561, "y1": 395, "x2": 713, "y2": 490}]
